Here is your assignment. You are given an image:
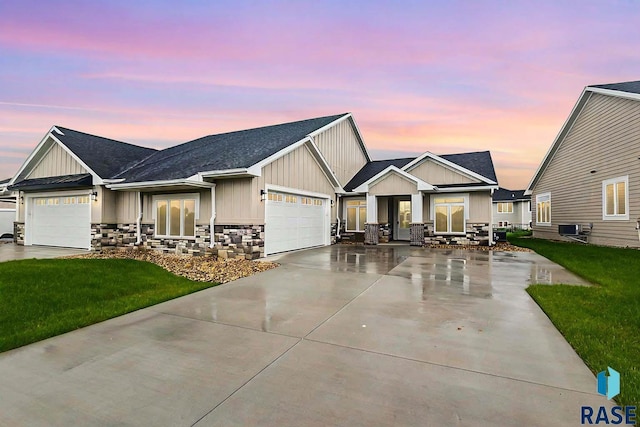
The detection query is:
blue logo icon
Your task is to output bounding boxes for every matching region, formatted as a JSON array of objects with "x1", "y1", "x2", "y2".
[{"x1": 597, "y1": 367, "x2": 620, "y2": 400}]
